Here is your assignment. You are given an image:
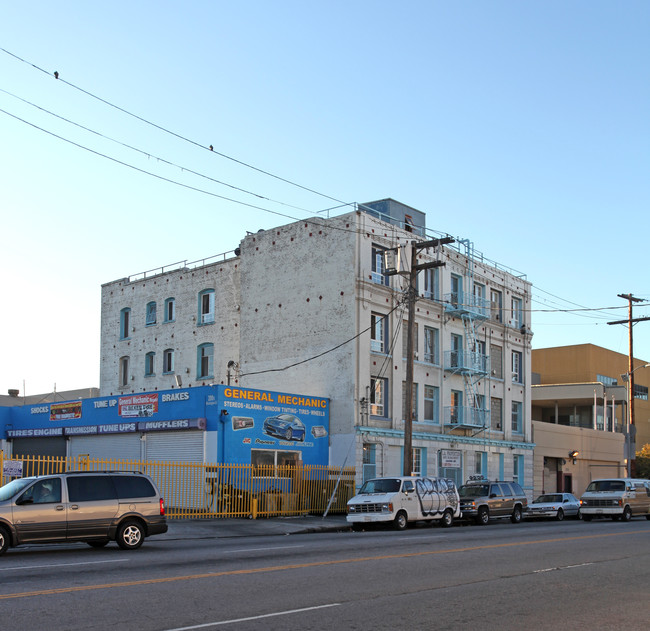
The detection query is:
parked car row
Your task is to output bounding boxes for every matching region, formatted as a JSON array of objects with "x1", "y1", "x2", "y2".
[{"x1": 347, "y1": 475, "x2": 650, "y2": 530}]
